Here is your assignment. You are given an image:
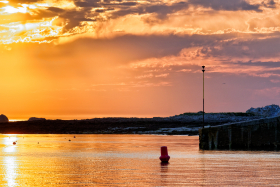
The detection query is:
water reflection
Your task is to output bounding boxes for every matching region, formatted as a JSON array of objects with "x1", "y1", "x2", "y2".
[
  {"x1": 4, "y1": 156, "x2": 18, "y2": 187},
  {"x1": 1, "y1": 136, "x2": 18, "y2": 187},
  {"x1": 159, "y1": 162, "x2": 169, "y2": 186},
  {"x1": 160, "y1": 162, "x2": 169, "y2": 168},
  {"x1": 198, "y1": 152, "x2": 207, "y2": 186},
  {"x1": 3, "y1": 136, "x2": 18, "y2": 153},
  {"x1": 0, "y1": 135, "x2": 280, "y2": 186}
]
